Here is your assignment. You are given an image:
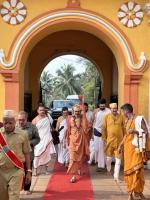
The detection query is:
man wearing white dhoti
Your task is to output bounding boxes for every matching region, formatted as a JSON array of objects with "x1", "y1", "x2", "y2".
[
  {"x1": 56, "y1": 107, "x2": 70, "y2": 167},
  {"x1": 32, "y1": 105, "x2": 56, "y2": 175},
  {"x1": 93, "y1": 98, "x2": 110, "y2": 171}
]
